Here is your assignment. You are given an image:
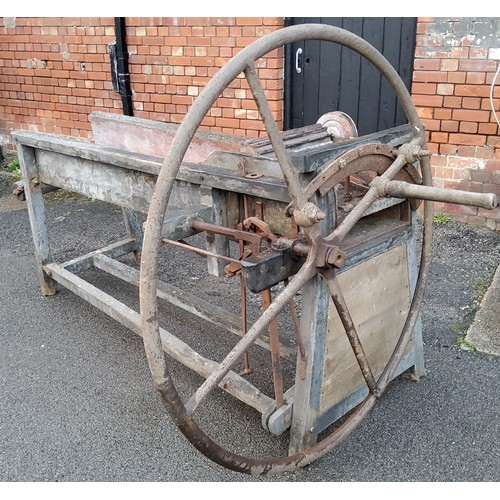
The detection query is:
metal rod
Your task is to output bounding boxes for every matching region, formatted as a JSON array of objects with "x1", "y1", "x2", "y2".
[
  {"x1": 284, "y1": 278, "x2": 307, "y2": 380},
  {"x1": 244, "y1": 63, "x2": 308, "y2": 211},
  {"x1": 161, "y1": 237, "x2": 242, "y2": 265},
  {"x1": 320, "y1": 270, "x2": 379, "y2": 396},
  {"x1": 183, "y1": 259, "x2": 317, "y2": 418},
  {"x1": 385, "y1": 180, "x2": 498, "y2": 210},
  {"x1": 239, "y1": 238, "x2": 252, "y2": 375},
  {"x1": 261, "y1": 289, "x2": 285, "y2": 408}
]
